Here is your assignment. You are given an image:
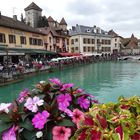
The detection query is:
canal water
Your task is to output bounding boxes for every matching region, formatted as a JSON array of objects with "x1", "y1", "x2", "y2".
[{"x1": 0, "y1": 61, "x2": 140, "y2": 103}]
